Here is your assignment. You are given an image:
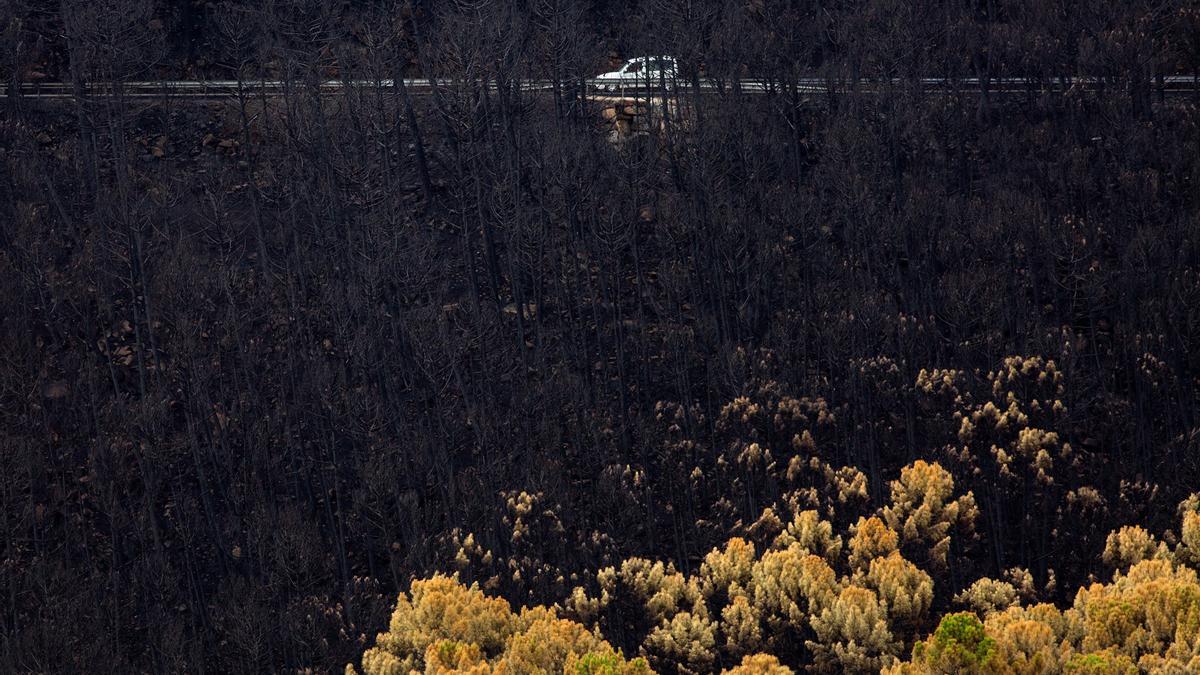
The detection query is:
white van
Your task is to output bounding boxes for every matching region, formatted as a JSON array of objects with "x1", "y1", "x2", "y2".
[{"x1": 592, "y1": 56, "x2": 678, "y2": 92}]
